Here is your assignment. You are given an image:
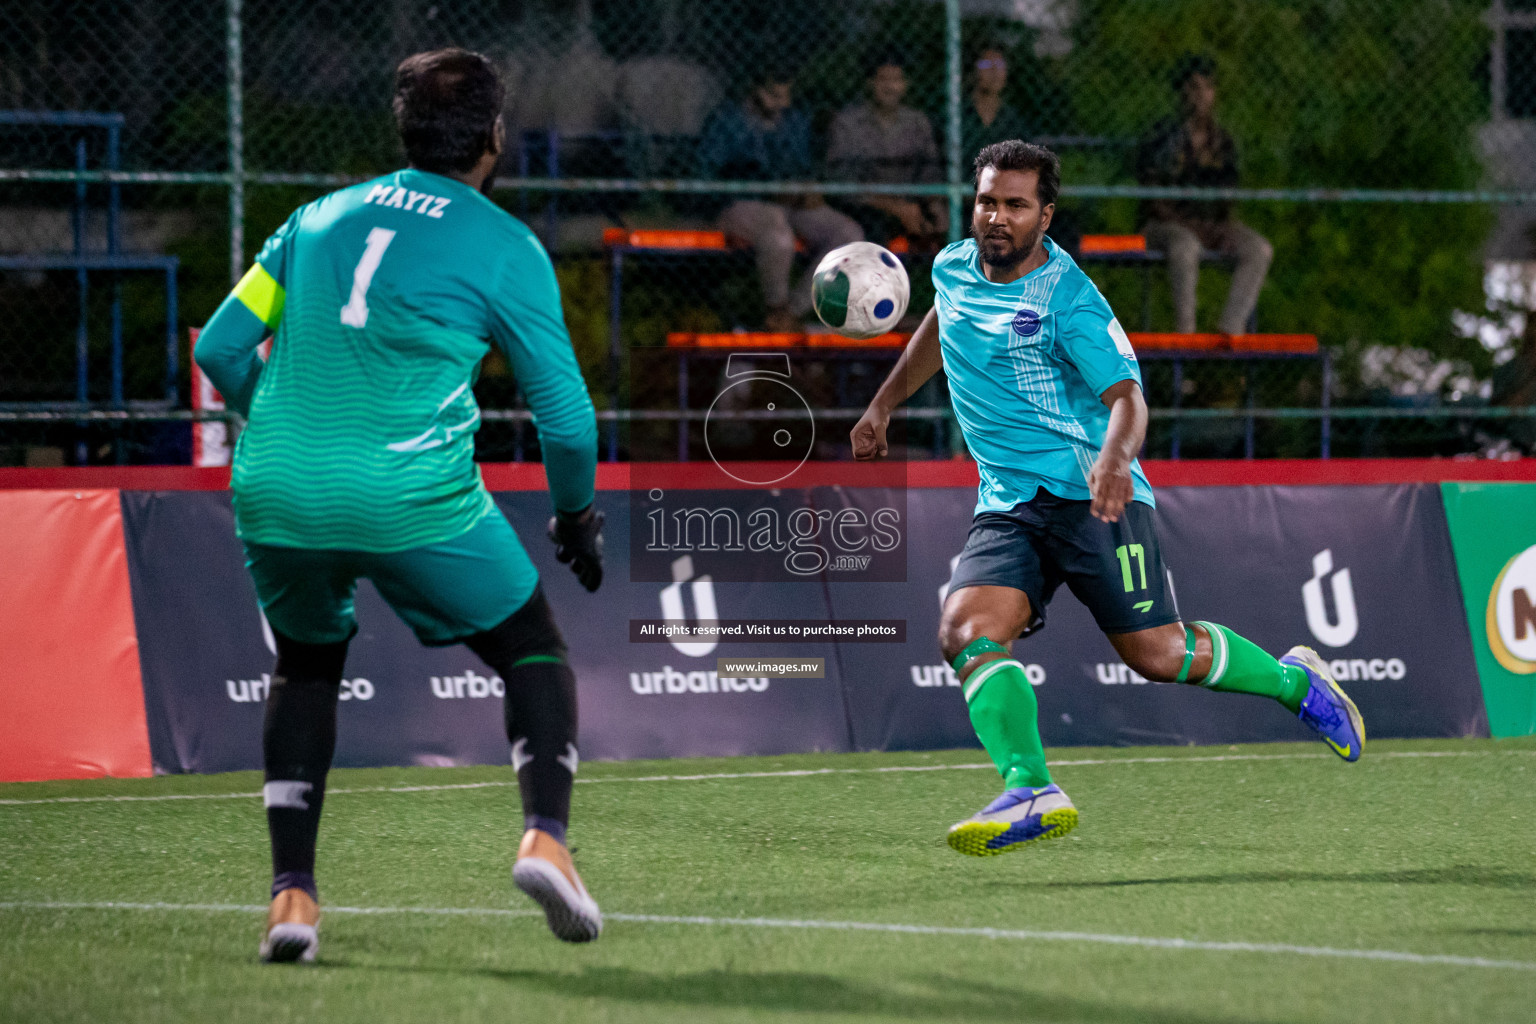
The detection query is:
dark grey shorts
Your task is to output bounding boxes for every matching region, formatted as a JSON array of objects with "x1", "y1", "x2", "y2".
[{"x1": 947, "y1": 491, "x2": 1181, "y2": 636}]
